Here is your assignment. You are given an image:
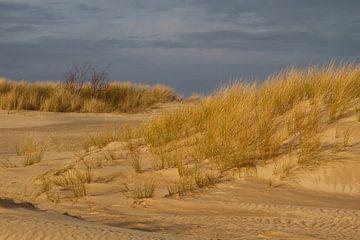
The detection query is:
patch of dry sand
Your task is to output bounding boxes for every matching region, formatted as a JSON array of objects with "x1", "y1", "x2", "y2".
[{"x1": 0, "y1": 199, "x2": 171, "y2": 240}]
